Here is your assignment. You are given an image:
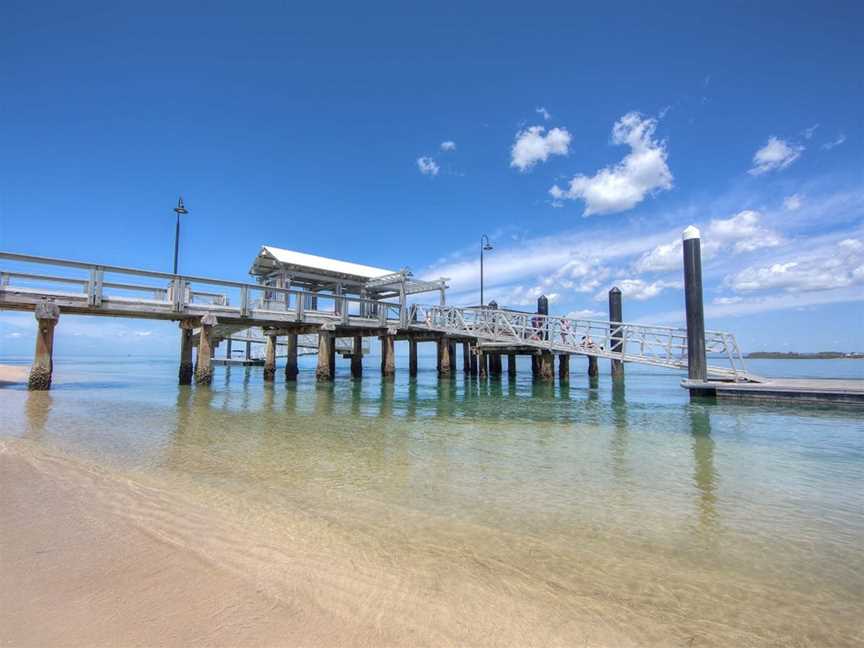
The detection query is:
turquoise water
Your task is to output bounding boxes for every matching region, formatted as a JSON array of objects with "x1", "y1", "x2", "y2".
[{"x1": 1, "y1": 356, "x2": 862, "y2": 646}]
